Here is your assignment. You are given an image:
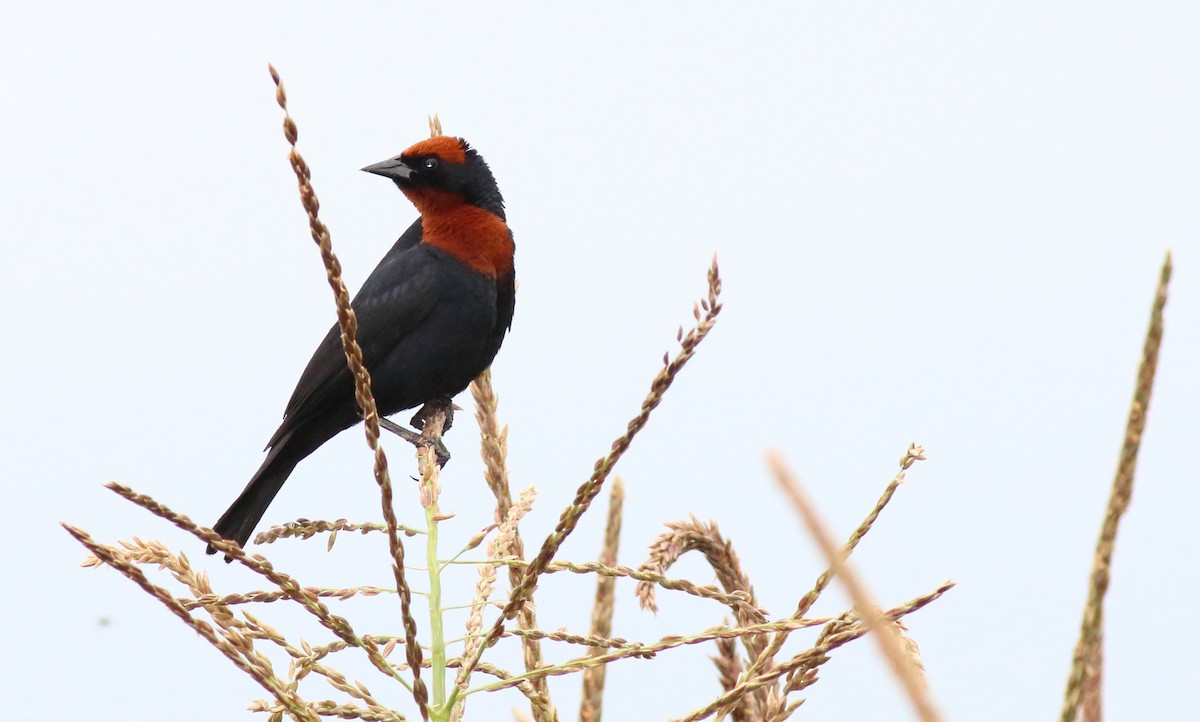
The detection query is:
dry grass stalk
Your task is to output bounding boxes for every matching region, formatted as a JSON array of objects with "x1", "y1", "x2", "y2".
[
  {"x1": 680, "y1": 446, "x2": 934, "y2": 722},
  {"x1": 444, "y1": 658, "x2": 547, "y2": 711},
  {"x1": 1060, "y1": 252, "x2": 1172, "y2": 722},
  {"x1": 1081, "y1": 629, "x2": 1102, "y2": 722},
  {"x1": 580, "y1": 477, "x2": 625, "y2": 722},
  {"x1": 711, "y1": 634, "x2": 747, "y2": 722},
  {"x1": 469, "y1": 614, "x2": 885, "y2": 696},
  {"x1": 453, "y1": 487, "x2": 539, "y2": 721},
  {"x1": 637, "y1": 517, "x2": 769, "y2": 718},
  {"x1": 471, "y1": 369, "x2": 513, "y2": 517},
  {"x1": 247, "y1": 617, "x2": 398, "y2": 717},
  {"x1": 179, "y1": 585, "x2": 396, "y2": 610},
  {"x1": 737, "y1": 443, "x2": 927, "y2": 699},
  {"x1": 673, "y1": 581, "x2": 953, "y2": 722},
  {"x1": 454, "y1": 256, "x2": 723, "y2": 697},
  {"x1": 268, "y1": 64, "x2": 427, "y2": 717},
  {"x1": 415, "y1": 382, "x2": 449, "y2": 518},
  {"x1": 254, "y1": 519, "x2": 421, "y2": 547},
  {"x1": 794, "y1": 444, "x2": 926, "y2": 621},
  {"x1": 75, "y1": 521, "x2": 422, "y2": 722},
  {"x1": 516, "y1": 559, "x2": 765, "y2": 619},
  {"x1": 767, "y1": 451, "x2": 943, "y2": 722},
  {"x1": 291, "y1": 700, "x2": 407, "y2": 721},
  {"x1": 65, "y1": 525, "x2": 321, "y2": 722},
  {"x1": 638, "y1": 518, "x2": 763, "y2": 635},
  {"x1": 70, "y1": 437, "x2": 951, "y2": 720},
  {"x1": 470, "y1": 369, "x2": 555, "y2": 721},
  {"x1": 76, "y1": 533, "x2": 413, "y2": 722},
  {"x1": 101, "y1": 483, "x2": 413, "y2": 689},
  {"x1": 505, "y1": 617, "x2": 827, "y2": 651}
]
